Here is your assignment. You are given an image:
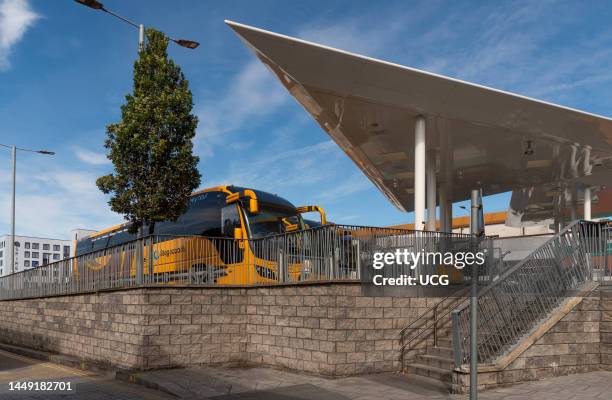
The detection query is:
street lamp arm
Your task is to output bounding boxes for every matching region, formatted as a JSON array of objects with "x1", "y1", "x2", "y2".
[
  {"x1": 101, "y1": 8, "x2": 140, "y2": 29},
  {"x1": 74, "y1": 1, "x2": 199, "y2": 50},
  {"x1": 0, "y1": 143, "x2": 54, "y2": 155}
]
